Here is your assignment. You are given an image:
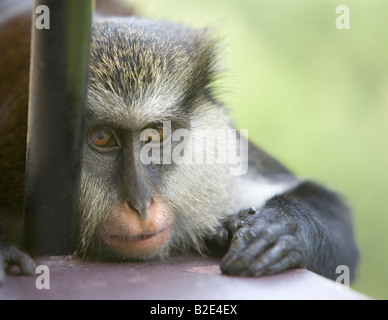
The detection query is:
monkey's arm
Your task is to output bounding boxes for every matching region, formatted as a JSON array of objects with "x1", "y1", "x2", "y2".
[{"x1": 216, "y1": 181, "x2": 360, "y2": 281}]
